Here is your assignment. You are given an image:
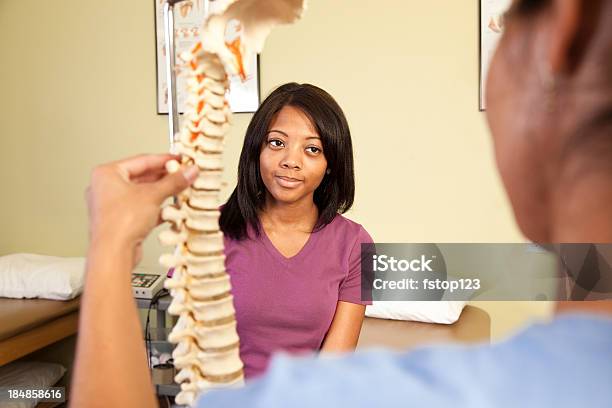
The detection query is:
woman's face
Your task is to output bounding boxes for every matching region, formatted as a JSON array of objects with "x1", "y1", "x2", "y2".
[
  {"x1": 259, "y1": 105, "x2": 328, "y2": 206},
  {"x1": 485, "y1": 12, "x2": 552, "y2": 241}
]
